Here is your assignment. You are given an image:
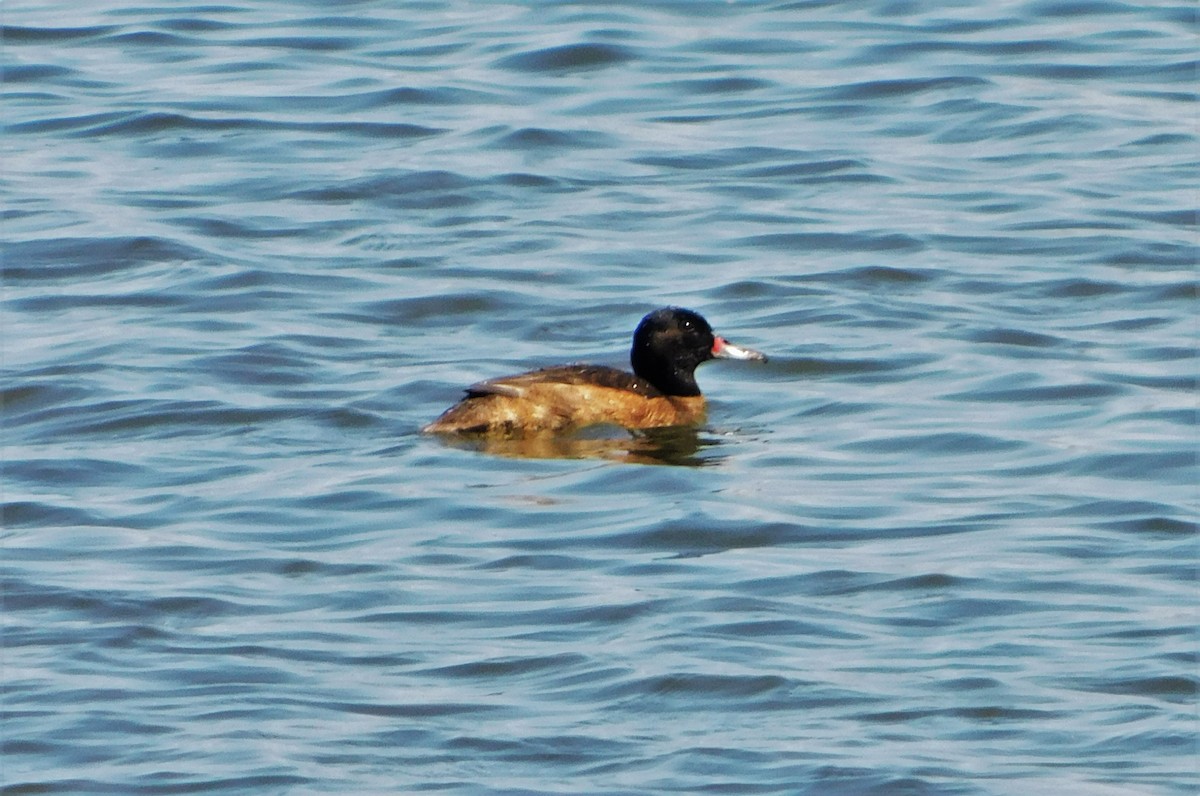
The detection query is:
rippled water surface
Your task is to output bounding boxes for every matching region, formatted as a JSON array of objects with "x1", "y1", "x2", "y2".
[{"x1": 3, "y1": 1, "x2": 1196, "y2": 794}]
